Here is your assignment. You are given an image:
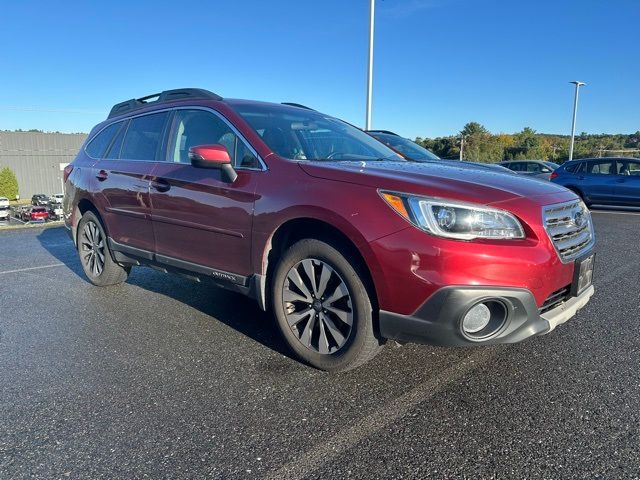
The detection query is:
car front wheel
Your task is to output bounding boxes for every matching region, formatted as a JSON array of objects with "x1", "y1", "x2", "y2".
[{"x1": 271, "y1": 239, "x2": 383, "y2": 372}]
